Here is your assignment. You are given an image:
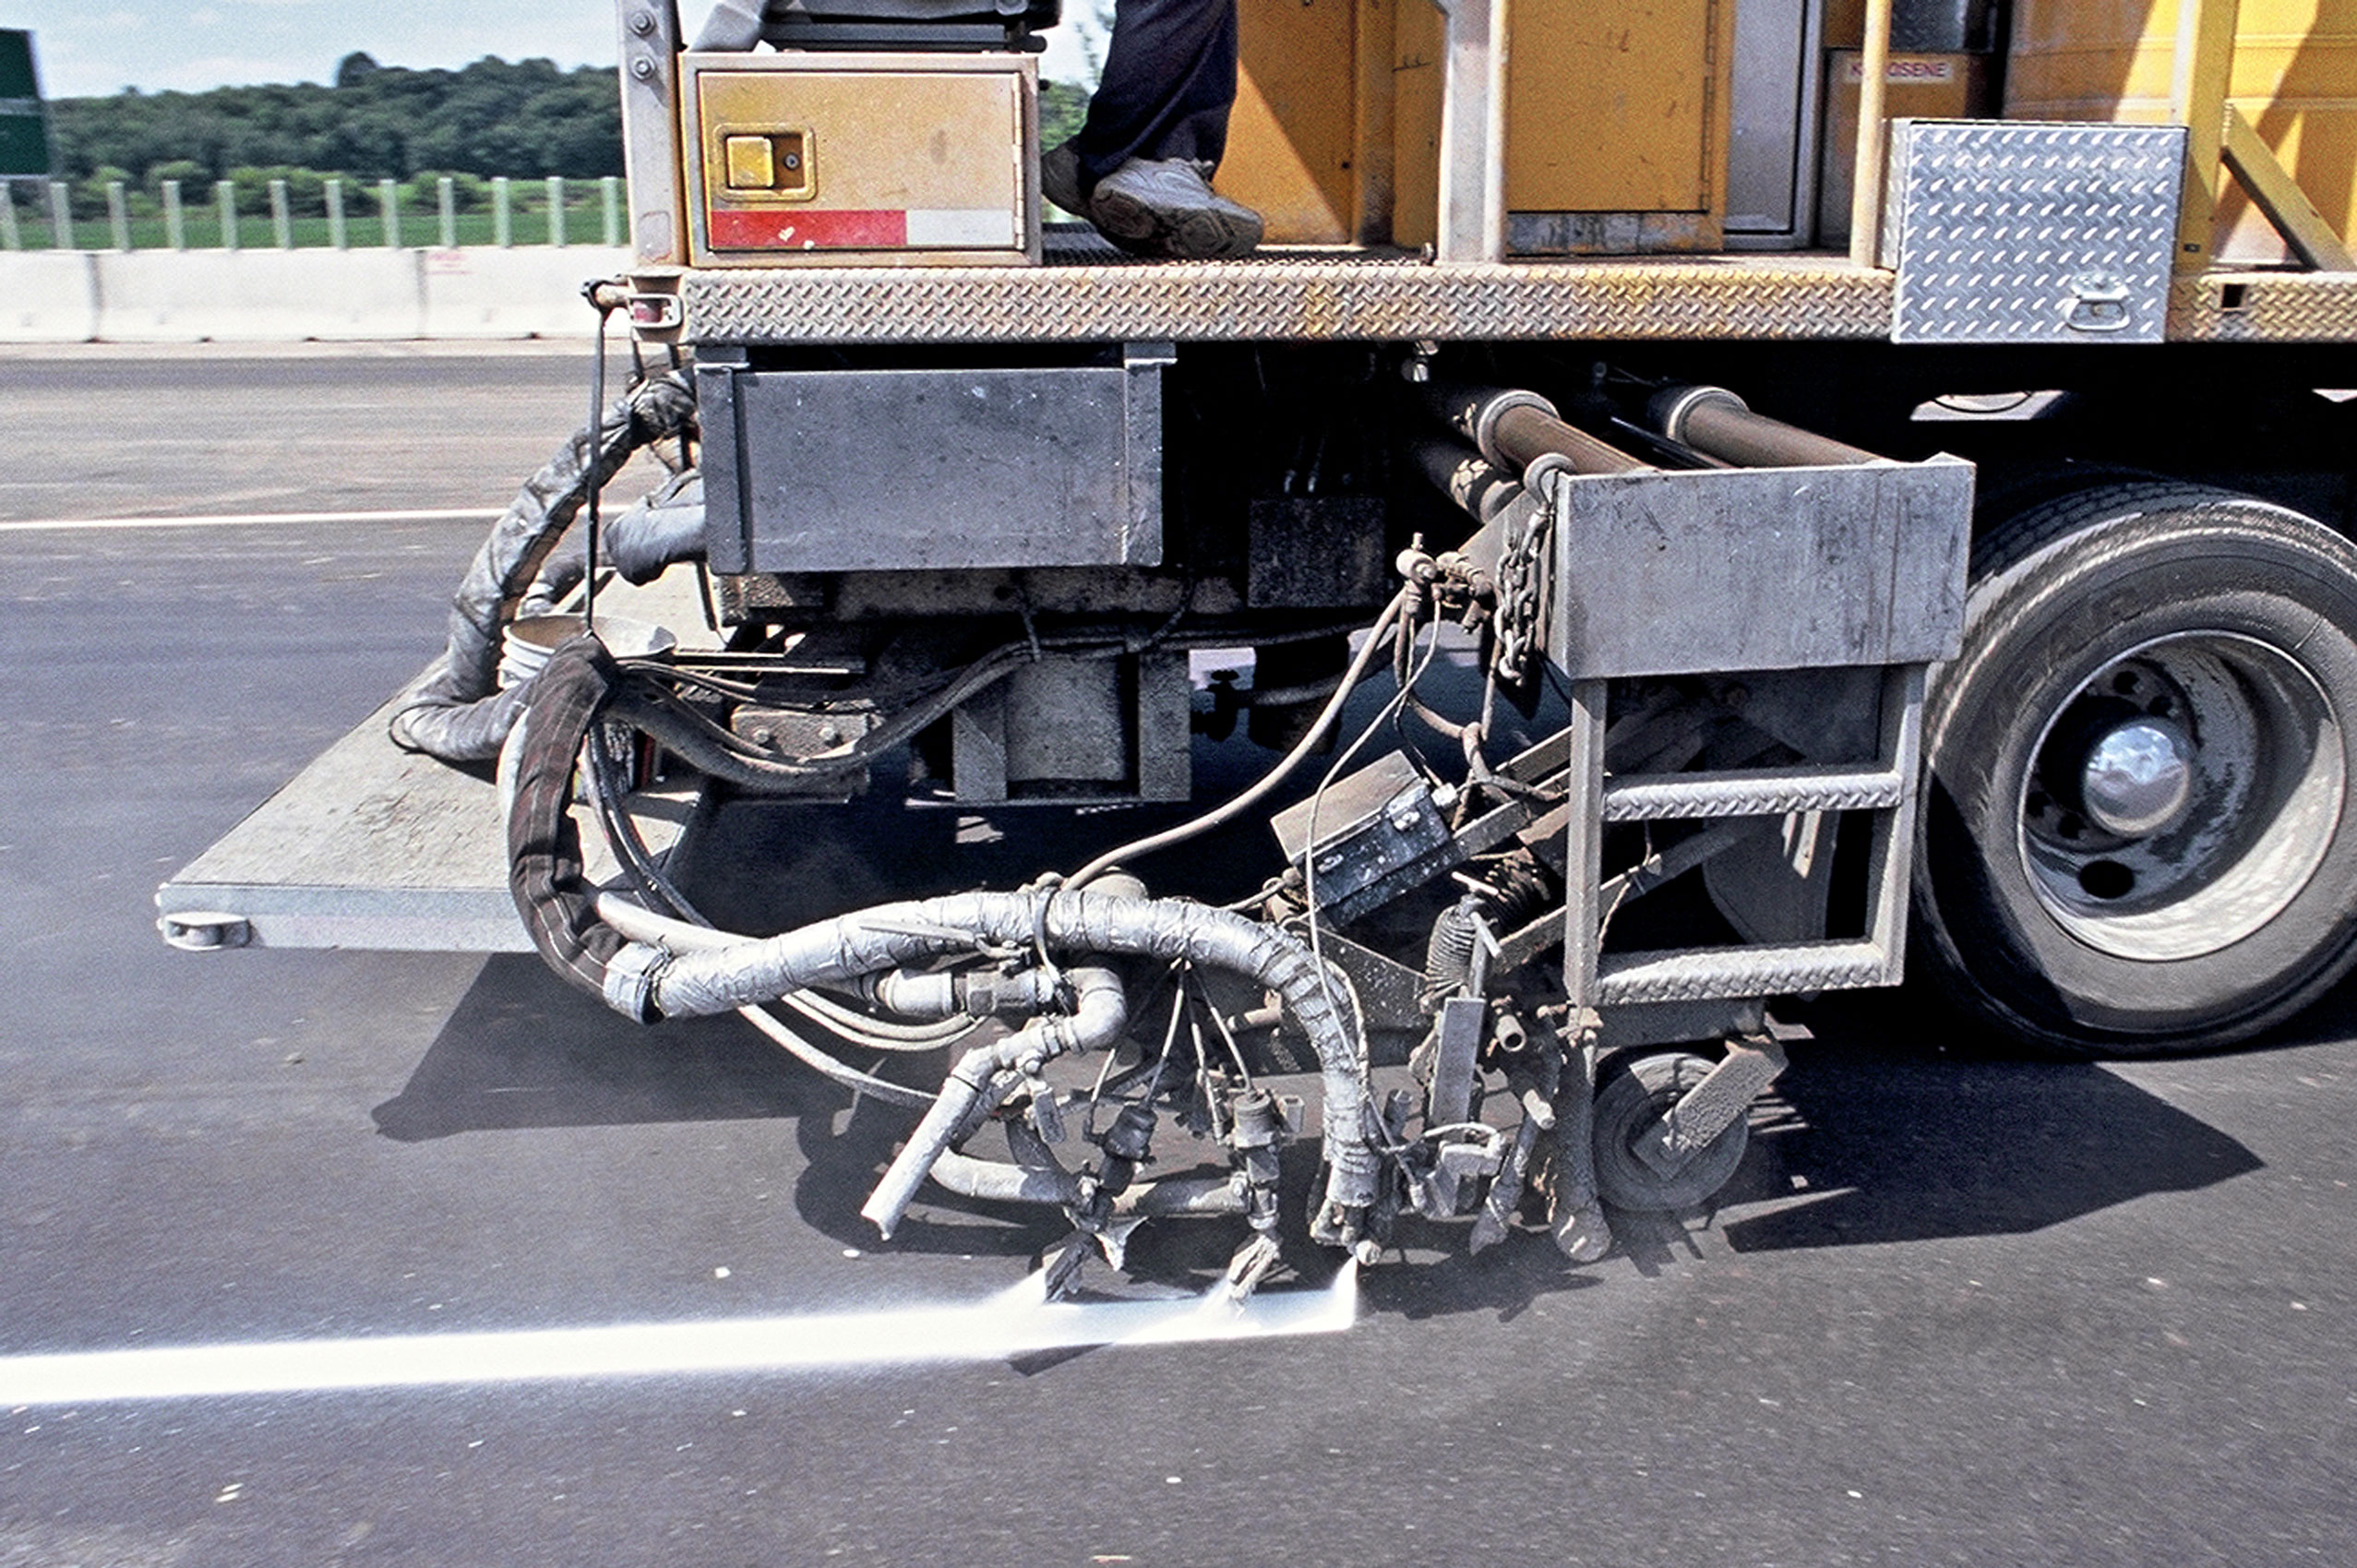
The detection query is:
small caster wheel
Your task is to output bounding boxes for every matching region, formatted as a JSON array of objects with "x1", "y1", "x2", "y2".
[{"x1": 1591, "y1": 1050, "x2": 1748, "y2": 1213}]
